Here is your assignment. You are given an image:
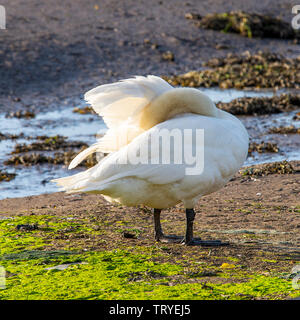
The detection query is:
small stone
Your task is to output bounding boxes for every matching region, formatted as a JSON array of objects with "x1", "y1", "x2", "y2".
[
  {"x1": 45, "y1": 262, "x2": 87, "y2": 271},
  {"x1": 122, "y1": 231, "x2": 137, "y2": 239},
  {"x1": 16, "y1": 224, "x2": 38, "y2": 231},
  {"x1": 161, "y1": 51, "x2": 174, "y2": 62}
]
